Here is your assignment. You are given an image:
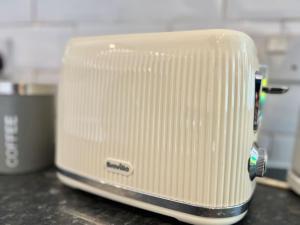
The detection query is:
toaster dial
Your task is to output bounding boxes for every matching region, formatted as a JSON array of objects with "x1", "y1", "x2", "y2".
[{"x1": 248, "y1": 144, "x2": 267, "y2": 180}]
